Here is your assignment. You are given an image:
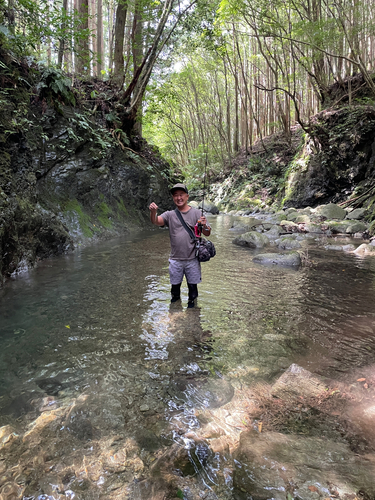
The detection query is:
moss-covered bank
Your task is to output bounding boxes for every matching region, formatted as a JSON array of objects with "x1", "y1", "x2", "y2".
[{"x1": 0, "y1": 56, "x2": 173, "y2": 284}]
